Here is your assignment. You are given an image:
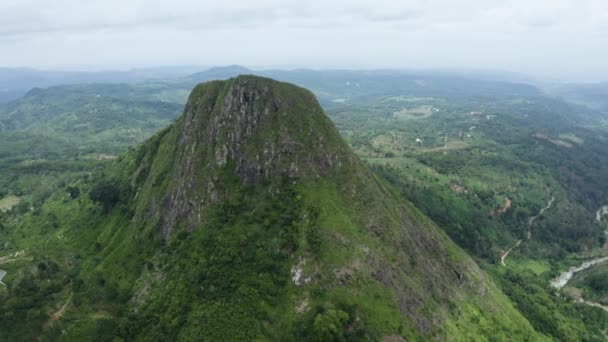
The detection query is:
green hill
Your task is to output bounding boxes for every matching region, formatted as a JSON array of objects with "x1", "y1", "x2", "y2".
[{"x1": 0, "y1": 76, "x2": 547, "y2": 340}]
